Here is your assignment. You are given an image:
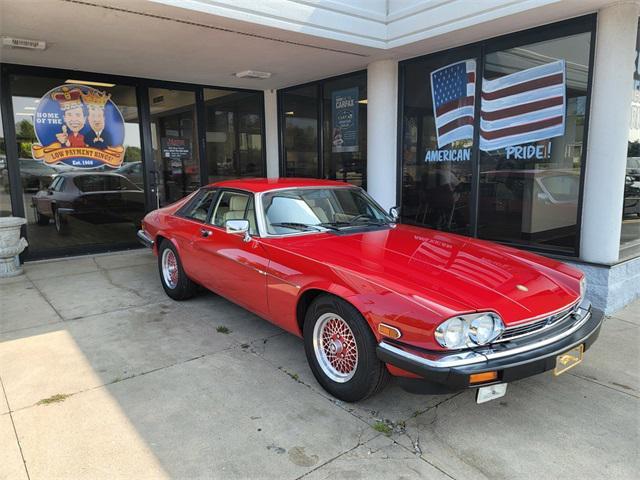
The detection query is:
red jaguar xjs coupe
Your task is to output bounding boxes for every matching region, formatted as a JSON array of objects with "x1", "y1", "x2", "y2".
[{"x1": 138, "y1": 178, "x2": 603, "y2": 404}]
